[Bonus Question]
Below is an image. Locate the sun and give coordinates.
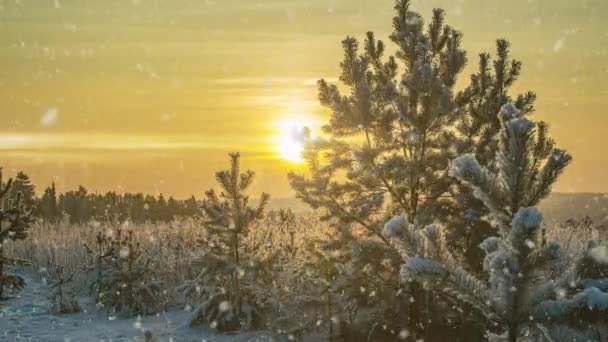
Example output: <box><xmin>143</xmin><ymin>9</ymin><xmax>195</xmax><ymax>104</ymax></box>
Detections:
<box><xmin>276</xmin><ymin>121</ymin><xmax>310</xmax><ymax>163</ymax></box>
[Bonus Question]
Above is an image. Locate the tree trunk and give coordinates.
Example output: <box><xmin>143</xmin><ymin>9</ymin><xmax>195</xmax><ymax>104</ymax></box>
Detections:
<box><xmin>0</xmin><ymin>244</ymin><xmax>4</xmax><ymax>299</ymax></box>
<box><xmin>233</xmin><ymin>232</ymin><xmax>241</xmax><ymax>316</ymax></box>
<box><xmin>508</xmin><ymin>323</ymin><xmax>518</xmax><ymax>342</ymax></box>
<box><xmin>406</xmin><ymin>282</ymin><xmax>419</xmax><ymax>342</ymax></box>
<box><xmin>327</xmin><ymin>284</ymin><xmax>333</xmax><ymax>342</ymax></box>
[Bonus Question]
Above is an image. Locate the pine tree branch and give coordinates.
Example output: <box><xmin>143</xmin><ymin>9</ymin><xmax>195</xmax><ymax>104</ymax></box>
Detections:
<box><xmin>328</xmin><ymin>195</ymin><xmax>390</xmax><ymax>246</ymax></box>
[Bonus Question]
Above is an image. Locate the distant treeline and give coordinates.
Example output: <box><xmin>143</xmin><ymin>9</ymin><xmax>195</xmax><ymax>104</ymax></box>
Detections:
<box><xmin>539</xmin><ymin>192</ymin><xmax>608</xmax><ymax>224</ymax></box>
<box><xmin>3</xmin><ymin>170</ymin><xmax>199</xmax><ymax>224</ymax></box>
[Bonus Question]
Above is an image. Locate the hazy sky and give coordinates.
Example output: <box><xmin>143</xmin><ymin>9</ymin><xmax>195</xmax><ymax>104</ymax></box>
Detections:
<box><xmin>1</xmin><ymin>0</ymin><xmax>607</xmax><ymax>198</ymax></box>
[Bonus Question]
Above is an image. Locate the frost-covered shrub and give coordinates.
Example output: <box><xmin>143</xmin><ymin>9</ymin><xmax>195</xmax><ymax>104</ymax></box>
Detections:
<box><xmin>85</xmin><ymin>227</ymin><xmax>161</xmax><ymax>316</ymax></box>
<box><xmin>3</xmin><ymin>217</ymin><xmax>204</xmax><ymax>309</ymax></box>
<box><xmin>43</xmin><ymin>248</ymin><xmax>81</xmax><ymax>314</ymax></box>
<box><xmin>243</xmin><ymin>211</ymin><xmax>343</xmax><ymax>340</ymax></box>
<box><xmin>84</xmin><ymin>229</ymin><xmax>116</xmax><ymax>295</ymax></box>
<box><xmin>541</xmin><ymin>216</ymin><xmax>605</xmax><ymax>288</ymax></box>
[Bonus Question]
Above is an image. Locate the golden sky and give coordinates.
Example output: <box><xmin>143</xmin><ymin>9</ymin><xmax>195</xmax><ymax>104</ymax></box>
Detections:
<box><xmin>1</xmin><ymin>0</ymin><xmax>607</xmax><ymax>198</ymax></box>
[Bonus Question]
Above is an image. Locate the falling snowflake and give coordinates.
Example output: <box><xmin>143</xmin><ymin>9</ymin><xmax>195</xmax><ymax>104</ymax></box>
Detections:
<box><xmin>40</xmin><ymin>108</ymin><xmax>58</xmax><ymax>127</ymax></box>
<box><xmin>553</xmin><ymin>37</ymin><xmax>565</xmax><ymax>52</ymax></box>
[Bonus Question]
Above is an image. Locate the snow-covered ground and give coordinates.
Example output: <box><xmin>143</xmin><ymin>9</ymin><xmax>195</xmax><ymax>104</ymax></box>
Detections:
<box><xmin>0</xmin><ymin>267</ymin><xmax>271</xmax><ymax>342</ymax></box>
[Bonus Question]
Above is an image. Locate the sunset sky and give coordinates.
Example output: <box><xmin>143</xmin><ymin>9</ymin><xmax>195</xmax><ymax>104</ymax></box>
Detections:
<box><xmin>1</xmin><ymin>0</ymin><xmax>607</xmax><ymax>198</ymax></box>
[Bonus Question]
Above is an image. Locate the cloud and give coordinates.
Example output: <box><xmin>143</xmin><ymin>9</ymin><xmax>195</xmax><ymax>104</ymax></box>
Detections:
<box><xmin>213</xmin><ymin>76</ymin><xmax>330</xmax><ymax>87</ymax></box>
<box><xmin>0</xmin><ymin>134</ymin><xmax>264</xmax><ymax>152</ymax></box>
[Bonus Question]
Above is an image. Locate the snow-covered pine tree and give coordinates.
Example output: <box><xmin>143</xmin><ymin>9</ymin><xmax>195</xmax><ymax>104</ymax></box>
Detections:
<box><xmin>0</xmin><ymin>169</ymin><xmax>34</xmax><ymax>300</ymax></box>
<box><xmin>101</xmin><ymin>228</ymin><xmax>160</xmax><ymax>316</ymax></box>
<box><xmin>182</xmin><ymin>152</ymin><xmax>271</xmax><ymax>331</ymax></box>
<box><xmin>288</xmin><ymin>0</ymin><xmax>535</xmax><ymax>338</ymax></box>
<box><xmin>450</xmin><ymin>39</ymin><xmax>538</xmax><ymax>273</ymax></box>
<box><xmin>387</xmin><ymin>103</ymin><xmax>608</xmax><ymax>341</ymax></box>
<box><xmin>84</xmin><ymin>229</ymin><xmax>116</xmax><ymax>295</ymax></box>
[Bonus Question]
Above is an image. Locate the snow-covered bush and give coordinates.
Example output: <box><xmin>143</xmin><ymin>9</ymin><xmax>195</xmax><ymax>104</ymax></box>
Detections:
<box><xmin>181</xmin><ymin>153</ymin><xmax>272</xmax><ymax>332</ymax></box>
<box><xmin>390</xmin><ymin>104</ymin><xmax>608</xmax><ymax>341</ymax></box>
<box><xmin>0</xmin><ymin>170</ymin><xmax>34</xmax><ymax>300</ymax></box>
<box><xmin>84</xmin><ymin>229</ymin><xmax>116</xmax><ymax>296</ymax></box>
<box><xmin>243</xmin><ymin>210</ymin><xmax>345</xmax><ymax>340</ymax></box>
<box><xmin>85</xmin><ymin>227</ymin><xmax>161</xmax><ymax>316</ymax></box>
<box><xmin>43</xmin><ymin>247</ymin><xmax>81</xmax><ymax>314</ymax></box>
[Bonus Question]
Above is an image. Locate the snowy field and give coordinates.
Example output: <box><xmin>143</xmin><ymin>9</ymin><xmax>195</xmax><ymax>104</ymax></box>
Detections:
<box><xmin>0</xmin><ymin>267</ymin><xmax>270</xmax><ymax>342</ymax></box>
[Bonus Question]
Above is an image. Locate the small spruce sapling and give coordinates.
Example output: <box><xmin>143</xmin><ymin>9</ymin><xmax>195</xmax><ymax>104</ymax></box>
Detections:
<box><xmin>182</xmin><ymin>152</ymin><xmax>270</xmax><ymax>331</ymax></box>
<box><xmin>85</xmin><ymin>227</ymin><xmax>160</xmax><ymax>316</ymax></box>
<box><xmin>84</xmin><ymin>229</ymin><xmax>116</xmax><ymax>296</ymax></box>
<box><xmin>44</xmin><ymin>247</ymin><xmax>81</xmax><ymax>314</ymax></box>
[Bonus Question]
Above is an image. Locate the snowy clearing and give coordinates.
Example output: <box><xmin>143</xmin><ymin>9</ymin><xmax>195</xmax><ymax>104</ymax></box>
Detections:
<box><xmin>0</xmin><ymin>267</ymin><xmax>271</xmax><ymax>342</ymax></box>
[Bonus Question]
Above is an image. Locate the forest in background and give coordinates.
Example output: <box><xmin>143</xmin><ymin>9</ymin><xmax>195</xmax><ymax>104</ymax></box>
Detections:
<box><xmin>5</xmin><ymin>168</ymin><xmax>607</xmax><ymax>226</ymax></box>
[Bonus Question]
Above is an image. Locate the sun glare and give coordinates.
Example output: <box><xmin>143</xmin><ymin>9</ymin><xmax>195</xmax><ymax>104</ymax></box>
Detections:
<box><xmin>276</xmin><ymin>121</ymin><xmax>311</xmax><ymax>163</ymax></box>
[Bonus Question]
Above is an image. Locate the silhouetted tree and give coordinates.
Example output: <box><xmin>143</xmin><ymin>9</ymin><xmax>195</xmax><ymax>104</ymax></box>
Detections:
<box><xmin>39</xmin><ymin>182</ymin><xmax>59</xmax><ymax>223</ymax></box>
<box><xmin>11</xmin><ymin>171</ymin><xmax>35</xmax><ymax>208</ymax></box>
<box><xmin>39</xmin><ymin>186</ymin><xmax>199</xmax><ymax>224</ymax></box>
